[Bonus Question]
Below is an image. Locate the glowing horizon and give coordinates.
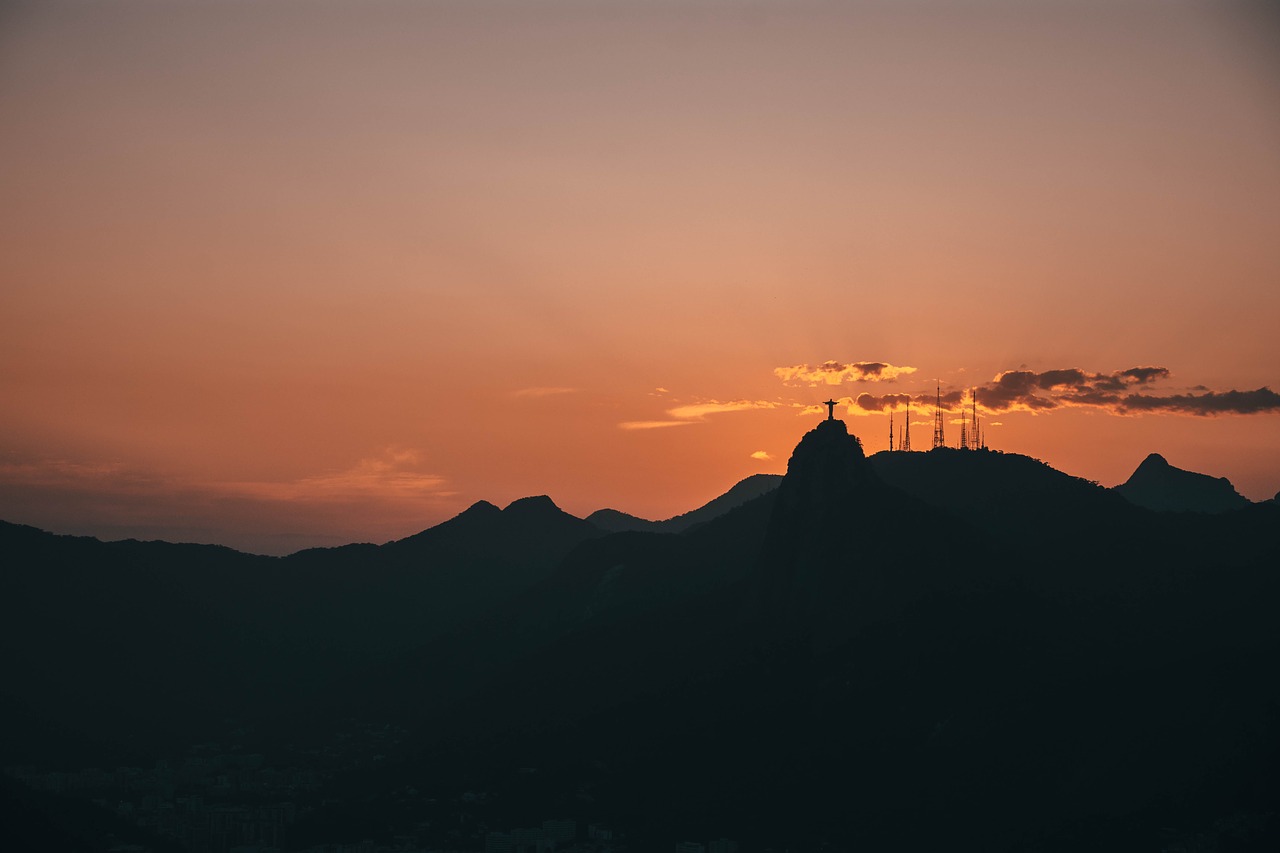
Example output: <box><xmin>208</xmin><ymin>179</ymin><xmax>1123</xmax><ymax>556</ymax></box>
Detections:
<box><xmin>2</xmin><ymin>0</ymin><xmax>1278</xmax><ymax>553</ymax></box>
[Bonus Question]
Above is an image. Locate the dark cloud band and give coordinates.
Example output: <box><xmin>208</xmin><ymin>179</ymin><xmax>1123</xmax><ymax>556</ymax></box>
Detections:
<box><xmin>846</xmin><ymin>367</ymin><xmax>1278</xmax><ymax>417</ymax></box>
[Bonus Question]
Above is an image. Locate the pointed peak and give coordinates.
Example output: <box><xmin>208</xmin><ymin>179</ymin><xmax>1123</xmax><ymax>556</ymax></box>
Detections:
<box><xmin>769</xmin><ymin>419</ymin><xmax>876</xmax><ymax>522</ymax></box>
<box><xmin>1116</xmin><ymin>452</ymin><xmax>1249</xmax><ymax>513</ymax></box>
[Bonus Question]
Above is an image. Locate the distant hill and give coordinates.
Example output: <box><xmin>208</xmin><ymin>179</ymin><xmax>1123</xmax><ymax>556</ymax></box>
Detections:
<box><xmin>586</xmin><ymin>473</ymin><xmax>783</xmax><ymax>533</ymax></box>
<box><xmin>659</xmin><ymin>472</ymin><xmax>782</xmax><ymax>532</ymax></box>
<box><xmin>0</xmin><ymin>495</ymin><xmax>604</xmax><ymax>763</ymax></box>
<box><xmin>868</xmin><ymin>446</ymin><xmax>1141</xmax><ymax>533</ymax></box>
<box><xmin>583</xmin><ymin>506</ymin><xmax>657</xmax><ymax>532</ymax></box>
<box><xmin>1114</xmin><ymin>452</ymin><xmax>1251</xmax><ymax>513</ymax></box>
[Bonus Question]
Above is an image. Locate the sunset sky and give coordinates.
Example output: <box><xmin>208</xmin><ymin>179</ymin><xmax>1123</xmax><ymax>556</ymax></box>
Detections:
<box><xmin>3</xmin><ymin>0</ymin><xmax>1279</xmax><ymax>554</ymax></box>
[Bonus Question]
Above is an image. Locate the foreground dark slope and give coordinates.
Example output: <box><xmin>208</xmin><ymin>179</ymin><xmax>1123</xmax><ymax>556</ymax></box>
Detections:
<box><xmin>0</xmin><ymin>481</ymin><xmax>767</xmax><ymax>765</ymax></box>
<box><xmin>304</xmin><ymin>422</ymin><xmax>1280</xmax><ymax>851</ymax></box>
<box><xmin>0</xmin><ymin>496</ymin><xmax>604</xmax><ymax>764</ymax></box>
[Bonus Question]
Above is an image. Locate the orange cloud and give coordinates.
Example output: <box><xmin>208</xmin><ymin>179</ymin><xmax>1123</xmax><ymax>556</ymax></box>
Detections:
<box><xmin>774</xmin><ymin>361</ymin><xmax>917</xmax><ymax>385</ymax></box>
<box><xmin>0</xmin><ymin>458</ymin><xmax>133</xmax><ymax>488</ymax></box>
<box><xmin>666</xmin><ymin>400</ymin><xmax>779</xmax><ymax>420</ymax></box>
<box><xmin>1</xmin><ymin>449</ymin><xmax>455</xmax><ymax>505</ymax></box>
<box><xmin>618</xmin><ymin>420</ymin><xmax>696</xmax><ymax>430</ymax></box>
<box><xmin>620</xmin><ymin>399</ymin><xmax>780</xmax><ymax>430</ymax></box>
<box><xmin>225</xmin><ymin>449</ymin><xmax>453</xmax><ymax>502</ymax></box>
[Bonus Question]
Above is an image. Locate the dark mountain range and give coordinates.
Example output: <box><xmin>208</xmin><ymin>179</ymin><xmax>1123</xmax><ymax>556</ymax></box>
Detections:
<box><xmin>0</xmin><ymin>494</ymin><xmax>601</xmax><ymax>767</ymax></box>
<box><xmin>0</xmin><ymin>479</ymin><xmax>782</xmax><ymax>766</ymax></box>
<box><xmin>2</xmin><ymin>422</ymin><xmax>1279</xmax><ymax>852</ymax></box>
<box><xmin>1114</xmin><ymin>451</ymin><xmax>1252</xmax><ymax>513</ymax></box>
<box><xmin>288</xmin><ymin>425</ymin><xmax>1278</xmax><ymax>850</ymax></box>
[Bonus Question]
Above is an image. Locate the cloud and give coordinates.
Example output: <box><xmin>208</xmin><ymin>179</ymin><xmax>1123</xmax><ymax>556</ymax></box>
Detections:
<box><xmin>851</xmin><ymin>392</ymin><xmax>917</xmax><ymax>413</ymax></box>
<box><xmin>0</xmin><ymin>458</ymin><xmax>135</xmax><ymax>489</ymax></box>
<box><xmin>226</xmin><ymin>449</ymin><xmax>453</xmax><ymax>502</ymax></box>
<box><xmin>972</xmin><ymin>367</ymin><xmax>1279</xmax><ymax>417</ymax></box>
<box><xmin>848</xmin><ymin>389</ymin><xmax>962</xmax><ymax>415</ymax></box>
<box><xmin>622</xmin><ymin>365</ymin><xmax>1275</xmax><ymax>433</ymax></box>
<box><xmin>1113</xmin><ymin>388</ymin><xmax>1280</xmax><ymax>416</ymax></box>
<box><xmin>0</xmin><ymin>449</ymin><xmax>455</xmax><ymax>505</ymax></box>
<box><xmin>511</xmin><ymin>386</ymin><xmax>576</xmax><ymax>398</ymax></box>
<box><xmin>618</xmin><ymin>420</ymin><xmax>696</xmax><ymax>430</ymax></box>
<box><xmin>666</xmin><ymin>400</ymin><xmax>779</xmax><ymax>420</ymax></box>
<box><xmin>750</xmin><ymin>450</ymin><xmax>773</xmax><ymax>461</ymax></box>
<box><xmin>774</xmin><ymin>361</ymin><xmax>917</xmax><ymax>385</ymax></box>
<box><xmin>621</xmin><ymin>399</ymin><xmax>779</xmax><ymax>430</ymax></box>
<box><xmin>835</xmin><ymin>366</ymin><xmax>1278</xmax><ymax>419</ymax></box>
<box><xmin>1118</xmin><ymin>366</ymin><xmax>1171</xmax><ymax>385</ymax></box>
<box><xmin>0</xmin><ymin>449</ymin><xmax>460</xmax><ymax>555</ymax></box>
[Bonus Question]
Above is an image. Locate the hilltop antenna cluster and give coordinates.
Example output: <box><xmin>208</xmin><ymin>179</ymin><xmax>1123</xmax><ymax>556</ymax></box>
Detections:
<box><xmin>955</xmin><ymin>387</ymin><xmax>986</xmax><ymax>451</ymax></box>
<box><xmin>890</xmin><ymin>381</ymin><xmax>987</xmax><ymax>452</ymax></box>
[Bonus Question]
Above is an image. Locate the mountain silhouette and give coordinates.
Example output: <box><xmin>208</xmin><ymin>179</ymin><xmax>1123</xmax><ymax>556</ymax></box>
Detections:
<box><xmin>1114</xmin><ymin>452</ymin><xmax>1251</xmax><ymax>513</ymax></box>
<box><xmin>342</xmin><ymin>420</ymin><xmax>1278</xmax><ymax>851</ymax></box>
<box><xmin>869</xmin><ymin>444</ymin><xmax>1139</xmax><ymax>531</ymax></box>
<box><xmin>3</xmin><ymin>422</ymin><xmax>1280</xmax><ymax>852</ymax></box>
<box><xmin>586</xmin><ymin>472</ymin><xmax>783</xmax><ymax>533</ymax></box>
<box><xmin>384</xmin><ymin>494</ymin><xmax>601</xmax><ymax>567</ymax></box>
<box><xmin>582</xmin><ymin>506</ymin><xmax>655</xmax><ymax>532</ymax></box>
<box><xmin>753</xmin><ymin>419</ymin><xmax>978</xmax><ymax>644</ymax></box>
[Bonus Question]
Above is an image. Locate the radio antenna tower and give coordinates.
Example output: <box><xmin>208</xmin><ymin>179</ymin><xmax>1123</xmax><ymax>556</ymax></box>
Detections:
<box><xmin>972</xmin><ymin>390</ymin><xmax>980</xmax><ymax>450</ymax></box>
<box><xmin>932</xmin><ymin>382</ymin><xmax>945</xmax><ymax>449</ymax></box>
<box><xmin>959</xmin><ymin>388</ymin><xmax>969</xmax><ymax>451</ymax></box>
<box><xmin>902</xmin><ymin>400</ymin><xmax>912</xmax><ymax>451</ymax></box>
<box><xmin>889</xmin><ymin>410</ymin><xmax>894</xmax><ymax>451</ymax></box>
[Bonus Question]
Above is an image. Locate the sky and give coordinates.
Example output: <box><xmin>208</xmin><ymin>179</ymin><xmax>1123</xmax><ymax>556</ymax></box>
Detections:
<box><xmin>2</xmin><ymin>0</ymin><xmax>1279</xmax><ymax>554</ymax></box>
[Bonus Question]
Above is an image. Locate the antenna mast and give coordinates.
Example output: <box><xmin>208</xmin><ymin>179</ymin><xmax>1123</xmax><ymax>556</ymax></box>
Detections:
<box><xmin>889</xmin><ymin>410</ymin><xmax>894</xmax><ymax>451</ymax></box>
<box><xmin>972</xmin><ymin>390</ymin><xmax>980</xmax><ymax>450</ymax></box>
<box><xmin>932</xmin><ymin>382</ymin><xmax>945</xmax><ymax>449</ymax></box>
<box><xmin>903</xmin><ymin>399</ymin><xmax>912</xmax><ymax>451</ymax></box>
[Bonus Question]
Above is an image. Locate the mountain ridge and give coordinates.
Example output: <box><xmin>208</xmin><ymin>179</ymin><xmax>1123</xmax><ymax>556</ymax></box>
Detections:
<box><xmin>3</xmin><ymin>423</ymin><xmax>1279</xmax><ymax>851</ymax></box>
<box><xmin>1114</xmin><ymin>451</ymin><xmax>1251</xmax><ymax>513</ymax></box>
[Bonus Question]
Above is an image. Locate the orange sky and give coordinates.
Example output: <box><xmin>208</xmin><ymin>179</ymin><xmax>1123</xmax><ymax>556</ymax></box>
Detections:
<box><xmin>2</xmin><ymin>0</ymin><xmax>1279</xmax><ymax>554</ymax></box>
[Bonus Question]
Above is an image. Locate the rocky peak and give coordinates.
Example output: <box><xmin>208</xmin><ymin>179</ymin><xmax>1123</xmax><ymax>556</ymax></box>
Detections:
<box><xmin>771</xmin><ymin>418</ymin><xmax>876</xmax><ymax>523</ymax></box>
<box><xmin>1115</xmin><ymin>453</ymin><xmax>1249</xmax><ymax>514</ymax></box>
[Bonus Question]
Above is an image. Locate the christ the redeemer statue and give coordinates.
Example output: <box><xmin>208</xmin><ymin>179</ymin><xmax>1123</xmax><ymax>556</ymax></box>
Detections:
<box><xmin>824</xmin><ymin>399</ymin><xmax>838</xmax><ymax>420</ymax></box>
